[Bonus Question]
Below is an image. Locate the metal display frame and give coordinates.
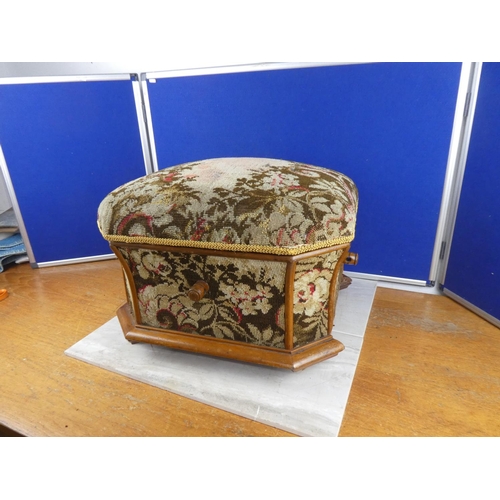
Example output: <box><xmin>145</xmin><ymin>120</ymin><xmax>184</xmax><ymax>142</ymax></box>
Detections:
<box><xmin>0</xmin><ymin>144</ymin><xmax>36</xmax><ymax>263</ymax></box>
<box><xmin>436</xmin><ymin>63</ymin><xmax>483</xmax><ymax>286</ymax></box>
<box><xmin>437</xmin><ymin>63</ymin><xmax>500</xmax><ymax>328</ymax></box>
<box><xmin>131</xmin><ymin>74</ymin><xmax>155</xmax><ymax>175</ymax></box>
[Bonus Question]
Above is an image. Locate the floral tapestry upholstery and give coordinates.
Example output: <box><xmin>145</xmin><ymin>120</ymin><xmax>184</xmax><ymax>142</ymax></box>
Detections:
<box><xmin>293</xmin><ymin>249</ymin><xmax>344</xmax><ymax>348</ymax></box>
<box><xmin>98</xmin><ymin>157</ymin><xmax>358</xmax><ymax>256</ymax></box>
<box><xmin>118</xmin><ymin>247</ymin><xmax>287</xmax><ymax>348</ymax></box>
<box><xmin>117</xmin><ymin>246</ymin><xmax>345</xmax><ymax>349</ymax></box>
<box><xmin>99</xmin><ymin>157</ymin><xmax>358</xmax><ymax>354</ymax></box>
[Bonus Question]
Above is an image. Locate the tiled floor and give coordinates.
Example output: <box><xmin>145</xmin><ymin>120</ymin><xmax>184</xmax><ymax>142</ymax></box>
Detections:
<box><xmin>65</xmin><ymin>278</ymin><xmax>377</xmax><ymax>437</ymax></box>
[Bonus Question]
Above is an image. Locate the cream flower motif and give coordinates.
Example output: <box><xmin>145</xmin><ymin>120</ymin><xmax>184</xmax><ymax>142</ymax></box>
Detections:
<box><xmin>220</xmin><ymin>282</ymin><xmax>274</xmax><ymax>316</ymax></box>
<box><xmin>252</xmin><ymin>284</ymin><xmax>273</xmax><ymax>314</ymax></box>
<box><xmin>138</xmin><ymin>283</ymin><xmax>197</xmax><ymax>331</ymax></box>
<box><xmin>261</xmin><ymin>172</ymin><xmax>300</xmax><ymax>192</ymax></box>
<box><xmin>137</xmin><ymin>252</ymin><xmax>169</xmax><ymax>280</ymax></box>
<box><xmin>294</xmin><ymin>269</ymin><xmax>331</xmax><ymax>316</ymax></box>
<box><xmin>254</xmin><ymin>297</ymin><xmax>272</xmax><ymax>314</ymax></box>
<box><xmin>239</xmin><ymin>299</ymin><xmax>257</xmax><ymax>316</ymax></box>
<box><xmin>295</xmin><ymin>167</ymin><xmax>321</xmax><ymax>179</ymax></box>
<box><xmin>185</xmin><ymin>162</ymin><xmax>225</xmax><ymax>184</ymax></box>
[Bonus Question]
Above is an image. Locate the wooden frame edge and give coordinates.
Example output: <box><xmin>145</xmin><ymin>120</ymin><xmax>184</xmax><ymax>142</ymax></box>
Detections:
<box><xmin>116</xmin><ymin>303</ymin><xmax>344</xmax><ymax>371</ymax></box>
<box><xmin>328</xmin><ymin>246</ymin><xmax>351</xmax><ymax>332</ymax></box>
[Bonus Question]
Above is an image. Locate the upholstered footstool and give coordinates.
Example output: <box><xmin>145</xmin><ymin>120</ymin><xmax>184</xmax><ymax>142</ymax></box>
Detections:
<box><xmin>97</xmin><ymin>158</ymin><xmax>358</xmax><ymax>371</ymax></box>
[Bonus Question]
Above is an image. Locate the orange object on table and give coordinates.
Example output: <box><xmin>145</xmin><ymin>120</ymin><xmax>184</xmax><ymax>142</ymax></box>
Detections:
<box><xmin>0</xmin><ymin>289</ymin><xmax>8</xmax><ymax>301</ymax></box>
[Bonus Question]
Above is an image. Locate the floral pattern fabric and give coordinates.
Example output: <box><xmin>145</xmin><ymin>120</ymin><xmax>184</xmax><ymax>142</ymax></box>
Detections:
<box><xmin>117</xmin><ymin>246</ymin><xmax>345</xmax><ymax>349</ymax></box>
<box><xmin>101</xmin><ymin>157</ymin><xmax>358</xmax><ymax>351</ymax></box>
<box><xmin>98</xmin><ymin>158</ymin><xmax>358</xmax><ymax>255</ymax></box>
<box><xmin>118</xmin><ymin>247</ymin><xmax>288</xmax><ymax>348</ymax></box>
<box><xmin>293</xmin><ymin>250</ymin><xmax>344</xmax><ymax>347</ymax></box>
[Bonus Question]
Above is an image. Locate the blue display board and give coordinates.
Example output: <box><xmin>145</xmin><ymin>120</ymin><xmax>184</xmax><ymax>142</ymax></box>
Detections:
<box><xmin>146</xmin><ymin>63</ymin><xmax>461</xmax><ymax>281</ymax></box>
<box><xmin>443</xmin><ymin>63</ymin><xmax>500</xmax><ymax>321</ymax></box>
<box><xmin>0</xmin><ymin>79</ymin><xmax>146</xmax><ymax>264</ymax></box>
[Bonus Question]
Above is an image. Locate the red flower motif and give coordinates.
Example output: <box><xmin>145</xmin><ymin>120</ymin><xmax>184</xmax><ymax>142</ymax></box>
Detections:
<box><xmin>117</xmin><ymin>212</ymin><xmax>153</xmax><ymax>235</ymax></box>
<box><xmin>191</xmin><ymin>217</ymin><xmax>207</xmax><ymax>241</ymax></box>
<box><xmin>163</xmin><ymin>172</ymin><xmax>176</xmax><ymax>182</ymax></box>
<box><xmin>233</xmin><ymin>307</ymin><xmax>243</xmax><ymax>324</ymax></box>
<box><xmin>276</xmin><ymin>227</ymin><xmax>285</xmax><ymax>245</ymax></box>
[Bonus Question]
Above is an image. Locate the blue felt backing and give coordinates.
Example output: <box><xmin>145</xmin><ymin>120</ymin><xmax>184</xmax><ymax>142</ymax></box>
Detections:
<box><xmin>0</xmin><ymin>79</ymin><xmax>146</xmax><ymax>264</ymax></box>
<box><xmin>443</xmin><ymin>63</ymin><xmax>500</xmax><ymax>321</ymax></box>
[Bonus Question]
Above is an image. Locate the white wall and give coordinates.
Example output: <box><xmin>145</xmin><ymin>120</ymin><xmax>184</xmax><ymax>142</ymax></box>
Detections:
<box><xmin>0</xmin><ymin>61</ymin><xmax>252</xmax><ymax>79</ymax></box>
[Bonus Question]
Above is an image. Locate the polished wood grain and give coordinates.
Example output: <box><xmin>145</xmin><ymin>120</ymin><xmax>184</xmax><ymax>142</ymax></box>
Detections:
<box><xmin>327</xmin><ymin>248</ymin><xmax>349</xmax><ymax>333</ymax></box>
<box><xmin>284</xmin><ymin>259</ymin><xmax>297</xmax><ymax>351</ymax></box>
<box><xmin>1</xmin><ymin>260</ymin><xmax>499</xmax><ymax>436</ymax></box>
<box><xmin>187</xmin><ymin>280</ymin><xmax>209</xmax><ymax>301</ymax></box>
<box><xmin>340</xmin><ymin>288</ymin><xmax>500</xmax><ymax>437</ymax></box>
<box><xmin>0</xmin><ymin>260</ymin><xmax>293</xmax><ymax>437</ymax></box>
<box><xmin>118</xmin><ymin>302</ymin><xmax>344</xmax><ymax>372</ymax></box>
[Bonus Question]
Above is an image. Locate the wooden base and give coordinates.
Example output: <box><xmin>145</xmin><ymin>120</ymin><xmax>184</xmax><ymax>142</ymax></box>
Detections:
<box><xmin>116</xmin><ymin>303</ymin><xmax>344</xmax><ymax>372</ymax></box>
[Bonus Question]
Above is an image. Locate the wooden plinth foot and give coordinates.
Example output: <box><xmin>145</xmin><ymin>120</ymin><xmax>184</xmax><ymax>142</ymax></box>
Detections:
<box><xmin>116</xmin><ymin>303</ymin><xmax>344</xmax><ymax>371</ymax></box>
<box><xmin>340</xmin><ymin>274</ymin><xmax>352</xmax><ymax>290</ymax></box>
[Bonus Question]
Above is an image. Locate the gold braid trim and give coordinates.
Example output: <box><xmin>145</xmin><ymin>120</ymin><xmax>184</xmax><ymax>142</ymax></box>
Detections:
<box><xmin>99</xmin><ymin>230</ymin><xmax>354</xmax><ymax>256</ymax></box>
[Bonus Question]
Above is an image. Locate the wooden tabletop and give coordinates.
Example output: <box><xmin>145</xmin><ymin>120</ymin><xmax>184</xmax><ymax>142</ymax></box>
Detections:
<box><xmin>1</xmin><ymin>259</ymin><xmax>500</xmax><ymax>437</ymax></box>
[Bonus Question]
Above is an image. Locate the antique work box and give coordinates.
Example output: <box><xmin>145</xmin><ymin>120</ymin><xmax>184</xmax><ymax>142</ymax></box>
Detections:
<box><xmin>97</xmin><ymin>158</ymin><xmax>358</xmax><ymax>371</ymax></box>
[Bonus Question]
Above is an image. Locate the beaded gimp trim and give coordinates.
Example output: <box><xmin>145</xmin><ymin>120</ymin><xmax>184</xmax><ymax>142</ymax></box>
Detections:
<box><xmin>98</xmin><ymin>229</ymin><xmax>354</xmax><ymax>256</ymax></box>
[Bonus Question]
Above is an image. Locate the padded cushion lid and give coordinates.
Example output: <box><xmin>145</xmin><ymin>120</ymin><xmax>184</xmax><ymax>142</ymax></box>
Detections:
<box><xmin>98</xmin><ymin>157</ymin><xmax>358</xmax><ymax>256</ymax></box>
